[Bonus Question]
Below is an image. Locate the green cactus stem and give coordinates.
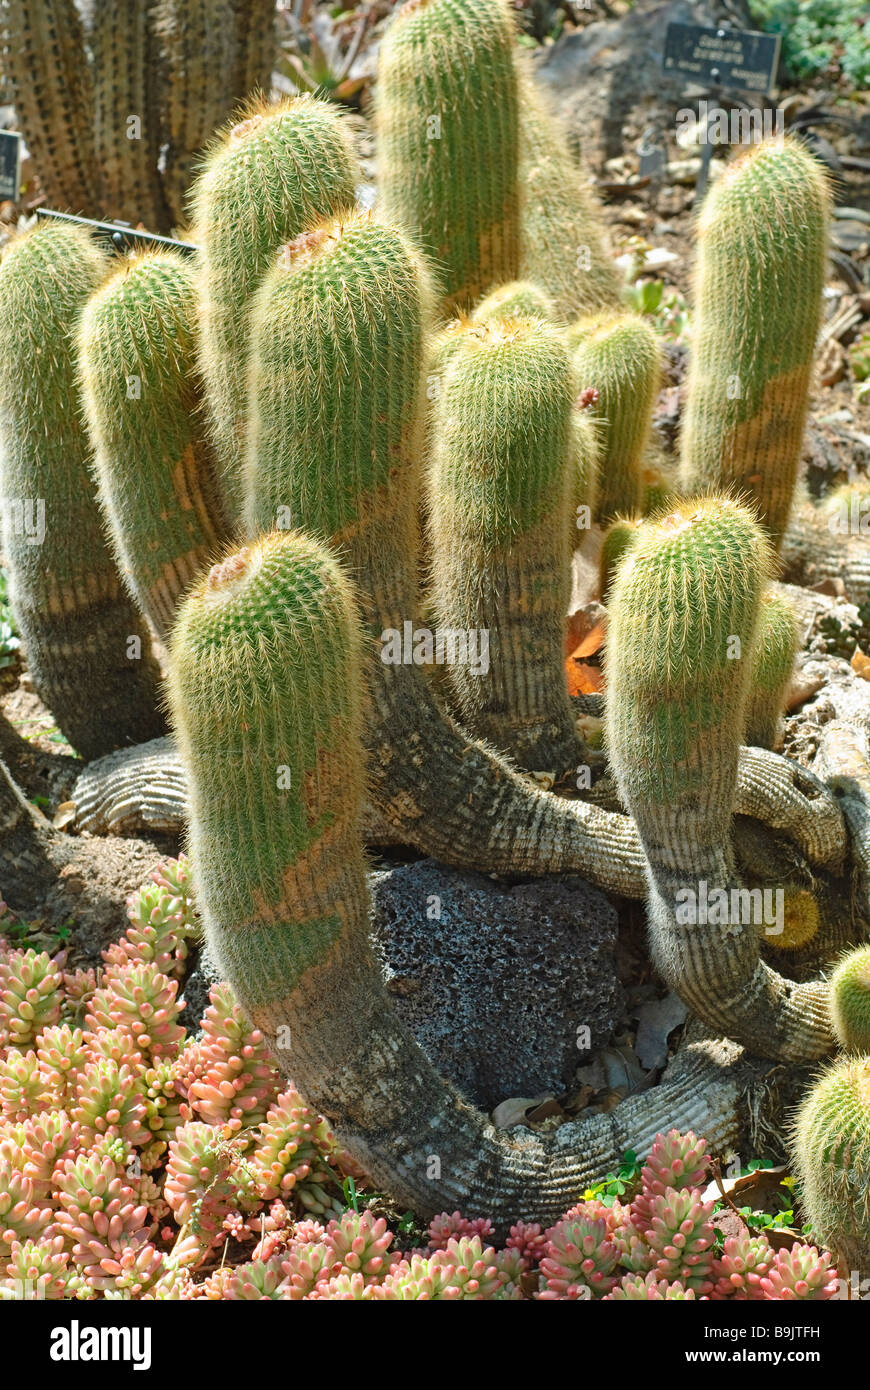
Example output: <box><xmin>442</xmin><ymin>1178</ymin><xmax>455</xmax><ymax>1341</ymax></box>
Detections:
<box><xmin>79</xmin><ymin>250</ymin><xmax>231</xmax><ymax>639</ymax></box>
<box><xmin>598</xmin><ymin>516</ymin><xmax>643</xmax><ymax>603</ymax></box>
<box><xmin>427</xmin><ymin>318</ymin><xmax>578</xmax><ymax>773</ymax></box>
<box><xmin>472</xmin><ymin>280</ymin><xmax>556</xmax><ymax>324</ymax></box>
<box><xmin>517</xmin><ymin>68</ymin><xmax>623</xmax><ymax>321</ymax></box>
<box><xmin>91</xmin><ymin>0</ymin><xmax>170</xmax><ymax>231</ymax></box>
<box><xmin>167</xmin><ymin>528</ymin><xmax>748</xmax><ymax>1227</ymax></box>
<box><xmin>606</xmin><ymin>495</ymin><xmax>835</xmax><ymax>1062</ymax></box>
<box><xmin>375</xmin><ymin>0</ymin><xmax>520</xmax><ymax>313</ymax></box>
<box><xmin>0</xmin><ymin>223</ymin><xmax>164</xmax><ymax>759</ymax></box>
<box><xmin>0</xmin><ymin>0</ymin><xmax>97</xmax><ymax>214</ymax></box>
<box><xmin>569</xmin><ymin>310</ymin><xmax>661</xmax><ymax>524</ymax></box>
<box><xmin>679</xmin><ymin>137</ymin><xmax>831</xmax><ymax>548</ymax></box>
<box><xmin>792</xmin><ymin>1054</ymin><xmax>870</xmax><ymax>1274</ymax></box>
<box><xmin>829</xmin><ymin>945</ymin><xmax>870</xmax><ymax>1054</ymax></box>
<box><xmin>152</xmin><ymin>0</ymin><xmax>238</xmax><ymax>228</ymax></box>
<box><xmin>571</xmin><ymin>394</ymin><xmax>600</xmax><ymax>547</ymax></box>
<box><xmin>745</xmin><ymin>588</ymin><xmax>798</xmax><ymax>751</ymax></box>
<box><xmin>189</xmin><ymin>94</ymin><xmax>359</xmax><ymax>524</ymax></box>
<box><xmin>238</xmin><ymin>210</ymin><xmax>843</xmax><ymax>891</ymax></box>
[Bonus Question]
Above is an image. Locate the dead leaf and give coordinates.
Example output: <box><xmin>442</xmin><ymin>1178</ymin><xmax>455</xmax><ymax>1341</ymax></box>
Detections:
<box><xmin>571</xmin><ymin>621</ymin><xmax>606</xmax><ymax>660</ymax></box>
<box><xmin>53</xmin><ymin>801</ymin><xmax>77</xmax><ymax>830</ymax></box>
<box><xmin>491</xmin><ymin>1094</ymin><xmax>555</xmax><ymax>1129</ymax></box>
<box><xmin>851</xmin><ymin>648</ymin><xmax>870</xmax><ymax>681</ymax></box>
<box><xmin>784</xmin><ymin>671</ymin><xmax>826</xmax><ymax>712</ymax></box>
<box><xmin>566</xmin><ymin>662</ymin><xmax>606</xmax><ymax>696</ymax></box>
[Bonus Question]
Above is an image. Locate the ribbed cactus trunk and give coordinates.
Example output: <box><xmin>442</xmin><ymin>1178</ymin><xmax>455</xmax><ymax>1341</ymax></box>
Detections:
<box><xmin>569</xmin><ymin>311</ymin><xmax>661</xmax><ymax>524</ymax></box>
<box><xmin>230</xmin><ymin>0</ymin><xmax>277</xmax><ymax>98</ymax></box>
<box><xmin>0</xmin><ymin>224</ymin><xmax>164</xmax><ymax>760</ymax></box>
<box><xmin>428</xmin><ymin>318</ymin><xmax>579</xmax><ymax>774</ymax></box>
<box><xmin>517</xmin><ymin>68</ymin><xmax>623</xmax><ymax>321</ymax></box>
<box><xmin>189</xmin><ymin>96</ymin><xmax>359</xmax><ymax>524</ymax></box>
<box><xmin>167</xmin><ymin>530</ymin><xmax>746</xmax><ymax>1227</ymax></box>
<box><xmin>0</xmin><ymin>0</ymin><xmax>97</xmax><ymax>213</ymax></box>
<box><xmin>152</xmin><ymin>0</ymin><xmax>238</xmax><ymax>227</ymax></box>
<box><xmin>91</xmin><ymin>0</ymin><xmax>170</xmax><ymax>231</ymax></box>
<box><xmin>375</xmin><ymin>0</ymin><xmax>521</xmax><ymax>313</ymax></box>
<box><xmin>79</xmin><ymin>250</ymin><xmax>231</xmax><ymax>638</ymax></box>
<box><xmin>679</xmin><ymin>137</ymin><xmax>831</xmax><ymax>548</ymax></box>
<box><xmin>606</xmin><ymin>497</ymin><xmax>834</xmax><ymax>1062</ymax></box>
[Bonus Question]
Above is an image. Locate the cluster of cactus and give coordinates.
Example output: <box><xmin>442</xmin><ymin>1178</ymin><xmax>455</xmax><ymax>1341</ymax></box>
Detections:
<box><xmin>0</xmin><ymin>0</ymin><xmax>279</xmax><ymax>228</ymax></box>
<box><xmin>0</xmin><ymin>0</ymin><xmax>865</xmax><ymax>1276</ymax></box>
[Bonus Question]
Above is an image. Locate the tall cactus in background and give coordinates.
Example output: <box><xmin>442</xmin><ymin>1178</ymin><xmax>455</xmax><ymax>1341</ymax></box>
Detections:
<box><xmin>517</xmin><ymin>68</ymin><xmax>623</xmax><ymax>321</ymax></box>
<box><xmin>91</xmin><ymin>0</ymin><xmax>170</xmax><ymax>231</ymax></box>
<box><xmin>152</xmin><ymin>0</ymin><xmax>238</xmax><ymax>227</ymax></box>
<box><xmin>167</xmin><ymin>528</ymin><xmax>745</xmax><ymax>1226</ymax></box>
<box><xmin>679</xmin><ymin>137</ymin><xmax>831</xmax><ymax>548</ymax></box>
<box><xmin>428</xmin><ymin>318</ymin><xmax>578</xmax><ymax>774</ymax></box>
<box><xmin>0</xmin><ymin>223</ymin><xmax>164</xmax><ymax>759</ymax></box>
<box><xmin>0</xmin><ymin>0</ymin><xmax>280</xmax><ymax>232</ymax></box>
<box><xmin>606</xmin><ymin>496</ymin><xmax>834</xmax><ymax>1062</ymax></box>
<box><xmin>0</xmin><ymin>0</ymin><xmax>96</xmax><ymax>213</ymax></box>
<box><xmin>190</xmin><ymin>96</ymin><xmax>359</xmax><ymax>523</ymax></box>
<box><xmin>375</xmin><ymin>0</ymin><xmax>521</xmax><ymax>312</ymax></box>
<box><xmin>569</xmin><ymin>311</ymin><xmax>661</xmax><ymax>524</ymax></box>
<box><xmin>79</xmin><ymin>251</ymin><xmax>231</xmax><ymax>638</ymax></box>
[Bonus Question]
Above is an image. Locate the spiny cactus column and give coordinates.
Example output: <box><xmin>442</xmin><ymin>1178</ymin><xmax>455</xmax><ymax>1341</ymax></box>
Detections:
<box><xmin>606</xmin><ymin>496</ymin><xmax>834</xmax><ymax>1062</ymax></box>
<box><xmin>152</xmin><ymin>0</ymin><xmax>237</xmax><ymax>228</ymax></box>
<box><xmin>0</xmin><ymin>224</ymin><xmax>164</xmax><ymax>760</ymax></box>
<box><xmin>792</xmin><ymin>1055</ymin><xmax>870</xmax><ymax>1274</ymax></box>
<box><xmin>569</xmin><ymin>310</ymin><xmax>661</xmax><ymax>523</ymax></box>
<box><xmin>829</xmin><ymin>945</ymin><xmax>870</xmax><ymax>1054</ymax></box>
<box><xmin>598</xmin><ymin>516</ymin><xmax>642</xmax><ymax>603</ymax></box>
<box><xmin>91</xmin><ymin>0</ymin><xmax>170</xmax><ymax>232</ymax></box>
<box><xmin>168</xmin><ymin>529</ymin><xmax>747</xmax><ymax>1226</ymax></box>
<box><xmin>517</xmin><ymin>68</ymin><xmax>623</xmax><ymax>321</ymax></box>
<box><xmin>189</xmin><ymin>95</ymin><xmax>359</xmax><ymax>523</ymax></box>
<box><xmin>745</xmin><ymin>588</ymin><xmax>798</xmax><ymax>750</ymax></box>
<box><xmin>571</xmin><ymin>395</ymin><xmax>600</xmax><ymax>546</ymax></box>
<box><xmin>472</xmin><ymin>280</ymin><xmax>556</xmax><ymax>324</ymax></box>
<box><xmin>679</xmin><ymin>137</ymin><xmax>831</xmax><ymax>548</ymax></box>
<box><xmin>375</xmin><ymin>0</ymin><xmax>520</xmax><ymax>313</ymax></box>
<box><xmin>428</xmin><ymin>318</ymin><xmax>579</xmax><ymax>773</ymax></box>
<box><xmin>230</xmin><ymin>0</ymin><xmax>278</xmax><ymax>99</ymax></box>
<box><xmin>0</xmin><ymin>0</ymin><xmax>97</xmax><ymax>213</ymax></box>
<box><xmin>79</xmin><ymin>251</ymin><xmax>231</xmax><ymax>639</ymax></box>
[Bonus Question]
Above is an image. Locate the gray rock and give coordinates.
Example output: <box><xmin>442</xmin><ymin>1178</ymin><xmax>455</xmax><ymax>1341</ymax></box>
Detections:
<box><xmin>369</xmin><ymin>859</ymin><xmax>622</xmax><ymax>1111</ymax></box>
<box><xmin>533</xmin><ymin>1</ymin><xmax>745</xmax><ymax>166</ymax></box>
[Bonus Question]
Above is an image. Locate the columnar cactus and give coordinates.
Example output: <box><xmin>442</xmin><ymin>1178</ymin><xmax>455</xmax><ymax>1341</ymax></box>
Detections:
<box><xmin>605</xmin><ymin>496</ymin><xmax>835</xmax><ymax>1061</ymax></box>
<box><xmin>79</xmin><ymin>250</ymin><xmax>231</xmax><ymax>638</ymax></box>
<box><xmin>571</xmin><ymin>400</ymin><xmax>600</xmax><ymax>546</ymax></box>
<box><xmin>569</xmin><ymin>310</ymin><xmax>661</xmax><ymax>523</ymax></box>
<box><xmin>679</xmin><ymin>137</ymin><xmax>831</xmax><ymax>548</ymax></box>
<box><xmin>0</xmin><ymin>0</ymin><xmax>96</xmax><ymax>213</ymax></box>
<box><xmin>0</xmin><ymin>223</ymin><xmax>164</xmax><ymax>759</ymax></box>
<box><xmin>472</xmin><ymin>280</ymin><xmax>556</xmax><ymax>324</ymax></box>
<box><xmin>517</xmin><ymin>68</ymin><xmax>623</xmax><ymax>321</ymax></box>
<box><xmin>152</xmin><ymin>0</ymin><xmax>238</xmax><ymax>226</ymax></box>
<box><xmin>829</xmin><ymin>945</ymin><xmax>870</xmax><ymax>1054</ymax></box>
<box><xmin>598</xmin><ymin>516</ymin><xmax>643</xmax><ymax>602</ymax></box>
<box><xmin>189</xmin><ymin>95</ymin><xmax>359</xmax><ymax>520</ymax></box>
<box><xmin>427</xmin><ymin>318</ymin><xmax>579</xmax><ymax>773</ymax></box>
<box><xmin>166</xmin><ymin>529</ymin><xmax>739</xmax><ymax>1226</ymax></box>
<box><xmin>745</xmin><ymin>589</ymin><xmax>798</xmax><ymax>750</ymax></box>
<box><xmin>91</xmin><ymin>0</ymin><xmax>170</xmax><ymax>231</ymax></box>
<box><xmin>375</xmin><ymin>0</ymin><xmax>520</xmax><ymax>312</ymax></box>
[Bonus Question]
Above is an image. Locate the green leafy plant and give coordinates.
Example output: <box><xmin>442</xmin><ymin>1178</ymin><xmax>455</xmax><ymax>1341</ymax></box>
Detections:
<box><xmin>748</xmin><ymin>0</ymin><xmax>870</xmax><ymax>87</ymax></box>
